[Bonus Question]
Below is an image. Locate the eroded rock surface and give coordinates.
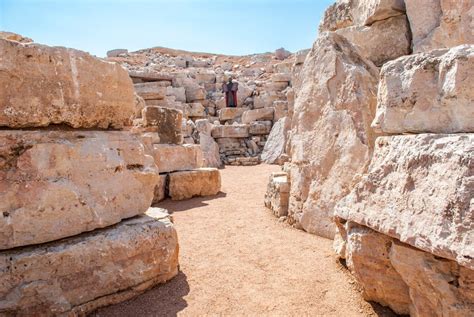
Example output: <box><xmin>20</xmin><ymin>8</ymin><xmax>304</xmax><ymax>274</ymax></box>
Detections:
<box><xmin>169</xmin><ymin>168</ymin><xmax>221</xmax><ymax>200</ymax></box>
<box><xmin>152</xmin><ymin>144</ymin><xmax>203</xmax><ymax>173</ymax></box>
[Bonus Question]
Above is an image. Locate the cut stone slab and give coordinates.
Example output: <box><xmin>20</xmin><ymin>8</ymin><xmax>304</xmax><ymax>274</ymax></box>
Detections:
<box><xmin>335</xmin><ymin>134</ymin><xmax>474</xmax><ymax>269</ymax></box>
<box><xmin>218</xmin><ymin>107</ymin><xmax>246</xmax><ymax>121</ymax></box>
<box><xmin>186</xmin><ymin>102</ymin><xmax>205</xmax><ymax>117</ymax></box>
<box><xmin>261</xmin><ymin>117</ymin><xmax>291</xmax><ymax>164</ymax></box>
<box><xmin>134</xmin><ymin>82</ymin><xmax>167</xmax><ymax>100</ymax></box>
<box><xmin>152</xmin><ymin>144</ymin><xmax>203</xmax><ymax>173</ymax></box>
<box><xmin>264</xmin><ymin>172</ymin><xmax>290</xmax><ymax>217</ymax></box>
<box><xmin>373</xmin><ymin>45</ymin><xmax>474</xmax><ymax>134</ymax></box>
<box><xmin>128</xmin><ymin>70</ymin><xmax>173</xmax><ymax>82</ymax></box>
<box><xmin>0</xmin><ymin>209</ymin><xmax>179</xmax><ymax>316</ymax></box>
<box><xmin>0</xmin><ymin>39</ymin><xmax>135</xmax><ymax>129</ymax></box>
<box><xmin>141</xmin><ymin>106</ymin><xmax>183</xmax><ymax>144</ymax></box>
<box><xmin>288</xmin><ymin>32</ymin><xmax>379</xmax><ymax>239</ymax></box>
<box><xmin>168</xmin><ymin>168</ymin><xmax>221</xmax><ymax>200</ymax></box>
<box><xmin>405</xmin><ymin>0</ymin><xmax>474</xmax><ymax>53</ymax></box>
<box><xmin>211</xmin><ymin>125</ymin><xmax>249</xmax><ymax>138</ymax></box>
<box><xmin>249</xmin><ymin>121</ymin><xmax>272</xmax><ymax>135</ymax></box>
<box><xmin>241</xmin><ymin>108</ymin><xmax>274</xmax><ymax>124</ymax></box>
<box><xmin>0</xmin><ymin>131</ymin><xmax>159</xmax><ymax>250</ymax></box>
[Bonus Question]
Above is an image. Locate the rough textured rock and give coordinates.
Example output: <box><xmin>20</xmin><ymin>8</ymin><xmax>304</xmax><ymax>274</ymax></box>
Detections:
<box><xmin>336</xmin><ymin>15</ymin><xmax>411</xmax><ymax>66</ymax></box>
<box><xmin>264</xmin><ymin>172</ymin><xmax>290</xmax><ymax>217</ymax></box>
<box><xmin>390</xmin><ymin>240</ymin><xmax>474</xmax><ymax>317</ymax></box>
<box><xmin>168</xmin><ymin>168</ymin><xmax>221</xmax><ymax>200</ymax></box>
<box><xmin>0</xmin><ymin>131</ymin><xmax>159</xmax><ymax>250</ymax></box>
<box><xmin>152</xmin><ymin>174</ymin><xmax>167</xmax><ymax>204</ymax></box>
<box><xmin>141</xmin><ymin>106</ymin><xmax>183</xmax><ymax>144</ymax></box>
<box><xmin>219</xmin><ymin>107</ymin><xmax>246</xmax><ymax>121</ymax></box>
<box><xmin>241</xmin><ymin>108</ymin><xmax>274</xmax><ymax>124</ymax></box>
<box><xmin>211</xmin><ymin>125</ymin><xmax>249</xmax><ymax>138</ymax></box>
<box><xmin>335</xmin><ymin>134</ymin><xmax>474</xmax><ymax>269</ymax></box>
<box><xmin>134</xmin><ymin>82</ymin><xmax>167</xmax><ymax>100</ymax></box>
<box><xmin>107</xmin><ymin>49</ymin><xmax>128</xmax><ymax>57</ymax></box>
<box><xmin>406</xmin><ymin>0</ymin><xmax>474</xmax><ymax>53</ymax></box>
<box><xmin>249</xmin><ymin>121</ymin><xmax>272</xmax><ymax>135</ymax></box>
<box><xmin>261</xmin><ymin>117</ymin><xmax>291</xmax><ymax>164</ymax></box>
<box><xmin>0</xmin><ymin>31</ymin><xmax>33</xmax><ymax>43</ymax></box>
<box><xmin>152</xmin><ymin>144</ymin><xmax>203</xmax><ymax>173</ymax></box>
<box><xmin>0</xmin><ymin>209</ymin><xmax>179</xmax><ymax>316</ymax></box>
<box><xmin>345</xmin><ymin>223</ymin><xmax>411</xmax><ymax>315</ymax></box>
<box><xmin>373</xmin><ymin>45</ymin><xmax>474</xmax><ymax>133</ymax></box>
<box><xmin>288</xmin><ymin>32</ymin><xmax>379</xmax><ymax>239</ymax></box>
<box><xmin>0</xmin><ymin>39</ymin><xmax>135</xmax><ymax>129</ymax></box>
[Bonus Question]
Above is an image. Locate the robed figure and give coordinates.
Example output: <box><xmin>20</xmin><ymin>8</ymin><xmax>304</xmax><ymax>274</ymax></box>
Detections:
<box><xmin>222</xmin><ymin>78</ymin><xmax>239</xmax><ymax>107</ymax></box>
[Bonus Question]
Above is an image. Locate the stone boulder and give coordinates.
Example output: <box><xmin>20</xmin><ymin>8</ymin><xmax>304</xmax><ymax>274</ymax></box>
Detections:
<box><xmin>264</xmin><ymin>172</ymin><xmax>290</xmax><ymax>218</ymax></box>
<box><xmin>249</xmin><ymin>121</ymin><xmax>272</xmax><ymax>135</ymax></box>
<box><xmin>0</xmin><ymin>209</ymin><xmax>179</xmax><ymax>316</ymax></box>
<box><xmin>275</xmin><ymin>48</ymin><xmax>291</xmax><ymax>60</ymax></box>
<box><xmin>152</xmin><ymin>144</ymin><xmax>203</xmax><ymax>173</ymax></box>
<box><xmin>0</xmin><ymin>39</ymin><xmax>135</xmax><ymax>129</ymax></box>
<box><xmin>406</xmin><ymin>0</ymin><xmax>474</xmax><ymax>53</ymax></box>
<box><xmin>373</xmin><ymin>45</ymin><xmax>474</xmax><ymax>134</ymax></box>
<box><xmin>168</xmin><ymin>168</ymin><xmax>221</xmax><ymax>200</ymax></box>
<box><xmin>106</xmin><ymin>48</ymin><xmax>128</xmax><ymax>57</ymax></box>
<box><xmin>335</xmin><ymin>134</ymin><xmax>474</xmax><ymax>269</ymax></box>
<box><xmin>218</xmin><ymin>107</ymin><xmax>246</xmax><ymax>122</ymax></box>
<box><xmin>196</xmin><ymin>119</ymin><xmax>222</xmax><ymax>168</ymax></box>
<box><xmin>241</xmin><ymin>108</ymin><xmax>274</xmax><ymax>124</ymax></box>
<box><xmin>134</xmin><ymin>82</ymin><xmax>167</xmax><ymax>100</ymax></box>
<box><xmin>288</xmin><ymin>32</ymin><xmax>379</xmax><ymax>238</ymax></box>
<box><xmin>261</xmin><ymin>117</ymin><xmax>291</xmax><ymax>164</ymax></box>
<box><xmin>141</xmin><ymin>106</ymin><xmax>183</xmax><ymax>144</ymax></box>
<box><xmin>211</xmin><ymin>125</ymin><xmax>249</xmax><ymax>138</ymax></box>
<box><xmin>0</xmin><ymin>131</ymin><xmax>159</xmax><ymax>250</ymax></box>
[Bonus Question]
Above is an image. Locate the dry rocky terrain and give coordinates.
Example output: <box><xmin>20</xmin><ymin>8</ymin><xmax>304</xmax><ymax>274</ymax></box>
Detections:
<box><xmin>0</xmin><ymin>0</ymin><xmax>473</xmax><ymax>316</ymax></box>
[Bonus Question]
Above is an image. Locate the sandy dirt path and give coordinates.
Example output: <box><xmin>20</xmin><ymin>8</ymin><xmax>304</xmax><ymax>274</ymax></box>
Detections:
<box><xmin>94</xmin><ymin>164</ymin><xmax>394</xmax><ymax>316</ymax></box>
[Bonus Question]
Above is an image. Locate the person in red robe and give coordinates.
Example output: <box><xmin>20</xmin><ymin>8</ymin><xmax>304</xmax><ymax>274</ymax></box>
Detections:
<box><xmin>222</xmin><ymin>78</ymin><xmax>238</xmax><ymax>107</ymax></box>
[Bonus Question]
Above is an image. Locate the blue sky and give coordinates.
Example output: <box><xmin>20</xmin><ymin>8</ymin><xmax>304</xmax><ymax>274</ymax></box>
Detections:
<box><xmin>0</xmin><ymin>0</ymin><xmax>333</xmax><ymax>57</ymax></box>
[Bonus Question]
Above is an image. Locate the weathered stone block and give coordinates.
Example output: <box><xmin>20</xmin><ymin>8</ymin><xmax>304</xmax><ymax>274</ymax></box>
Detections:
<box><xmin>152</xmin><ymin>144</ymin><xmax>203</xmax><ymax>173</ymax></box>
<box><xmin>218</xmin><ymin>107</ymin><xmax>246</xmax><ymax>121</ymax></box>
<box><xmin>168</xmin><ymin>168</ymin><xmax>221</xmax><ymax>200</ymax></box>
<box><xmin>211</xmin><ymin>125</ymin><xmax>249</xmax><ymax>138</ymax></box>
<box><xmin>134</xmin><ymin>82</ymin><xmax>167</xmax><ymax>100</ymax></box>
<box><xmin>0</xmin><ymin>209</ymin><xmax>179</xmax><ymax>316</ymax></box>
<box><xmin>241</xmin><ymin>108</ymin><xmax>274</xmax><ymax>124</ymax></box>
<box><xmin>141</xmin><ymin>106</ymin><xmax>183</xmax><ymax>144</ymax></box>
<box><xmin>0</xmin><ymin>39</ymin><xmax>135</xmax><ymax>129</ymax></box>
<box><xmin>264</xmin><ymin>172</ymin><xmax>290</xmax><ymax>217</ymax></box>
<box><xmin>152</xmin><ymin>174</ymin><xmax>167</xmax><ymax>204</ymax></box>
<box><xmin>335</xmin><ymin>134</ymin><xmax>474</xmax><ymax>269</ymax></box>
<box><xmin>373</xmin><ymin>45</ymin><xmax>474</xmax><ymax>133</ymax></box>
<box><xmin>0</xmin><ymin>131</ymin><xmax>159</xmax><ymax>250</ymax></box>
<box><xmin>261</xmin><ymin>117</ymin><xmax>291</xmax><ymax>164</ymax></box>
<box><xmin>249</xmin><ymin>121</ymin><xmax>272</xmax><ymax>135</ymax></box>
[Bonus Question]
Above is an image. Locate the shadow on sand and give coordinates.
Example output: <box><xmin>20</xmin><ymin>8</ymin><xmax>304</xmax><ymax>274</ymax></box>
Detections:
<box><xmin>156</xmin><ymin>192</ymin><xmax>227</xmax><ymax>213</ymax></box>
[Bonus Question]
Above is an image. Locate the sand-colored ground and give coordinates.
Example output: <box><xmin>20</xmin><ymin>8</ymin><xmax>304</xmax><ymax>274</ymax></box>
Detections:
<box><xmin>94</xmin><ymin>165</ymin><xmax>395</xmax><ymax>316</ymax></box>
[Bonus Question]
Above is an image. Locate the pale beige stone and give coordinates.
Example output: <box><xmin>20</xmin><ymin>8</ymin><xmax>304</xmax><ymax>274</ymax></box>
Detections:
<box><xmin>218</xmin><ymin>107</ymin><xmax>246</xmax><ymax>121</ymax></box>
<box><xmin>288</xmin><ymin>32</ymin><xmax>378</xmax><ymax>239</ymax></box>
<box><xmin>271</xmin><ymin>73</ymin><xmax>292</xmax><ymax>82</ymax></box>
<box><xmin>211</xmin><ymin>125</ymin><xmax>249</xmax><ymax>138</ymax></box>
<box><xmin>0</xmin><ymin>31</ymin><xmax>33</xmax><ymax>43</ymax></box>
<box><xmin>249</xmin><ymin>121</ymin><xmax>272</xmax><ymax>135</ymax></box>
<box><xmin>373</xmin><ymin>45</ymin><xmax>474</xmax><ymax>133</ymax></box>
<box><xmin>346</xmin><ymin>223</ymin><xmax>411</xmax><ymax>315</ymax></box>
<box><xmin>152</xmin><ymin>144</ymin><xmax>203</xmax><ymax>173</ymax></box>
<box><xmin>134</xmin><ymin>82</ymin><xmax>167</xmax><ymax>100</ymax></box>
<box><xmin>406</xmin><ymin>0</ymin><xmax>474</xmax><ymax>53</ymax></box>
<box><xmin>335</xmin><ymin>134</ymin><xmax>474</xmax><ymax>269</ymax></box>
<box><xmin>168</xmin><ymin>168</ymin><xmax>221</xmax><ymax>200</ymax></box>
<box><xmin>153</xmin><ymin>174</ymin><xmax>167</xmax><ymax>204</ymax></box>
<box><xmin>241</xmin><ymin>108</ymin><xmax>274</xmax><ymax>124</ymax></box>
<box><xmin>261</xmin><ymin>117</ymin><xmax>291</xmax><ymax>164</ymax></box>
<box><xmin>336</xmin><ymin>15</ymin><xmax>411</xmax><ymax>66</ymax></box>
<box><xmin>186</xmin><ymin>102</ymin><xmax>205</xmax><ymax>117</ymax></box>
<box><xmin>141</xmin><ymin>106</ymin><xmax>183</xmax><ymax>144</ymax></box>
<box><xmin>253</xmin><ymin>92</ymin><xmax>279</xmax><ymax>109</ymax></box>
<box><xmin>0</xmin><ymin>39</ymin><xmax>135</xmax><ymax>129</ymax></box>
<box><xmin>0</xmin><ymin>131</ymin><xmax>159</xmax><ymax>250</ymax></box>
<box><xmin>0</xmin><ymin>209</ymin><xmax>179</xmax><ymax>316</ymax></box>
<box><xmin>264</xmin><ymin>172</ymin><xmax>290</xmax><ymax>217</ymax></box>
<box><xmin>128</xmin><ymin>70</ymin><xmax>173</xmax><ymax>82</ymax></box>
<box><xmin>166</xmin><ymin>86</ymin><xmax>186</xmax><ymax>102</ymax></box>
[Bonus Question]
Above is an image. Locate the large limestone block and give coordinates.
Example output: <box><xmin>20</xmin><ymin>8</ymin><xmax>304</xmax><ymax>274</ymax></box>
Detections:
<box><xmin>0</xmin><ymin>131</ymin><xmax>159</xmax><ymax>250</ymax></box>
<box><xmin>211</xmin><ymin>125</ymin><xmax>249</xmax><ymax>138</ymax></box>
<box><xmin>264</xmin><ymin>172</ymin><xmax>290</xmax><ymax>218</ymax></box>
<box><xmin>0</xmin><ymin>209</ymin><xmax>179</xmax><ymax>316</ymax></box>
<box><xmin>166</xmin><ymin>86</ymin><xmax>186</xmax><ymax>103</ymax></box>
<box><xmin>168</xmin><ymin>168</ymin><xmax>221</xmax><ymax>200</ymax></box>
<box><xmin>218</xmin><ymin>107</ymin><xmax>246</xmax><ymax>121</ymax></box>
<box><xmin>335</xmin><ymin>134</ymin><xmax>474</xmax><ymax>269</ymax></box>
<box><xmin>288</xmin><ymin>32</ymin><xmax>379</xmax><ymax>239</ymax></box>
<box><xmin>142</xmin><ymin>106</ymin><xmax>183</xmax><ymax>144</ymax></box>
<box><xmin>152</xmin><ymin>144</ymin><xmax>203</xmax><ymax>173</ymax></box>
<box><xmin>406</xmin><ymin>0</ymin><xmax>474</xmax><ymax>53</ymax></box>
<box><xmin>186</xmin><ymin>102</ymin><xmax>205</xmax><ymax>117</ymax></box>
<box><xmin>336</xmin><ymin>15</ymin><xmax>411</xmax><ymax>66</ymax></box>
<box><xmin>153</xmin><ymin>174</ymin><xmax>167</xmax><ymax>204</ymax></box>
<box><xmin>346</xmin><ymin>224</ymin><xmax>411</xmax><ymax>315</ymax></box>
<box><xmin>373</xmin><ymin>45</ymin><xmax>474</xmax><ymax>133</ymax></box>
<box><xmin>199</xmin><ymin>134</ymin><xmax>223</xmax><ymax>168</ymax></box>
<box><xmin>0</xmin><ymin>39</ymin><xmax>135</xmax><ymax>129</ymax></box>
<box><xmin>261</xmin><ymin>117</ymin><xmax>291</xmax><ymax>164</ymax></box>
<box><xmin>390</xmin><ymin>240</ymin><xmax>474</xmax><ymax>317</ymax></box>
<box><xmin>248</xmin><ymin>121</ymin><xmax>272</xmax><ymax>135</ymax></box>
<box><xmin>134</xmin><ymin>82</ymin><xmax>167</xmax><ymax>100</ymax></box>
<box><xmin>241</xmin><ymin>108</ymin><xmax>274</xmax><ymax>124</ymax></box>
<box><xmin>253</xmin><ymin>92</ymin><xmax>278</xmax><ymax>109</ymax></box>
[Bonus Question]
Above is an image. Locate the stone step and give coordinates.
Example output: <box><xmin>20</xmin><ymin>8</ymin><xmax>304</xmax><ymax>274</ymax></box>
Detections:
<box><xmin>168</xmin><ymin>168</ymin><xmax>221</xmax><ymax>200</ymax></box>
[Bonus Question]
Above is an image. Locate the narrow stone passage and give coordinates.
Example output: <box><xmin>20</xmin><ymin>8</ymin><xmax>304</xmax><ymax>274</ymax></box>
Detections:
<box><xmin>94</xmin><ymin>165</ymin><xmax>392</xmax><ymax>316</ymax></box>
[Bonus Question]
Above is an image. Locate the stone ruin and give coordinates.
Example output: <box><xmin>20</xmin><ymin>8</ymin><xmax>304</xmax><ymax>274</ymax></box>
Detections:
<box><xmin>106</xmin><ymin>45</ymin><xmax>306</xmax><ymax>167</ymax></box>
<box><xmin>265</xmin><ymin>0</ymin><xmax>474</xmax><ymax>315</ymax></box>
<box><xmin>0</xmin><ymin>34</ymin><xmax>221</xmax><ymax>315</ymax></box>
